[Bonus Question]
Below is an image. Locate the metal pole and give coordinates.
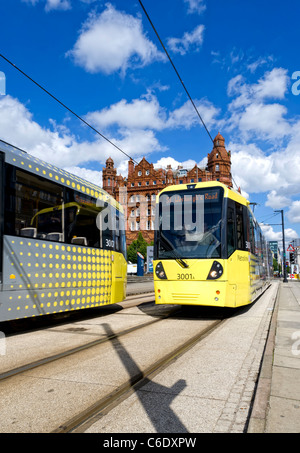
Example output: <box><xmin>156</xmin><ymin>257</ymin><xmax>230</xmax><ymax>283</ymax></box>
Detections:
<box><xmin>275</xmin><ymin>209</ymin><xmax>288</xmax><ymax>282</ymax></box>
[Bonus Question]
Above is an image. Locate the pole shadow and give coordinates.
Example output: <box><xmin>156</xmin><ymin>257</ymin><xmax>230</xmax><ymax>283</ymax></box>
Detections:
<box><xmin>102</xmin><ymin>323</ymin><xmax>188</xmax><ymax>433</ymax></box>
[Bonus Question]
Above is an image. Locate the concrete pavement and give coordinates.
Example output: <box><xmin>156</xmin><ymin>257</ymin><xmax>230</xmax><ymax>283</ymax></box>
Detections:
<box><xmin>248</xmin><ymin>280</ymin><xmax>300</xmax><ymax>433</ymax></box>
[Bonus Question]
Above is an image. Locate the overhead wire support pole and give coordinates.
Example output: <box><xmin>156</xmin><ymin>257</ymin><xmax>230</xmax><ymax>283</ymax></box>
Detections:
<box><xmin>274</xmin><ymin>209</ymin><xmax>288</xmax><ymax>283</ymax></box>
<box><xmin>0</xmin><ymin>52</ymin><xmax>138</xmax><ymax>165</ymax></box>
<box><xmin>138</xmin><ymin>0</ymin><xmax>214</xmax><ymax>144</ymax></box>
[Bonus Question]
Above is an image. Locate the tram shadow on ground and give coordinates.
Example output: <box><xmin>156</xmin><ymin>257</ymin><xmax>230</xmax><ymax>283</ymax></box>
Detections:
<box><xmin>137</xmin><ymin>300</ymin><xmax>255</xmax><ymax>322</ymax></box>
<box><xmin>103</xmin><ymin>322</ymin><xmax>189</xmax><ymax>433</ymax></box>
<box><xmin>176</xmin><ymin>302</ymin><xmax>255</xmax><ymax>320</ymax></box>
<box><xmin>0</xmin><ymin>304</ymin><xmax>124</xmax><ymax>336</ymax></box>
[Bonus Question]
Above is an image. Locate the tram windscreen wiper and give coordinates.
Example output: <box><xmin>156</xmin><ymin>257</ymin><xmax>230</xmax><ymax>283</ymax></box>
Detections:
<box><xmin>159</xmin><ymin>232</ymin><xmax>189</xmax><ymax>268</ymax></box>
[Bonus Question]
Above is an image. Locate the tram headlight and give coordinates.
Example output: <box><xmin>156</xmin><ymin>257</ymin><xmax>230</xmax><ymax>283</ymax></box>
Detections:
<box><xmin>207</xmin><ymin>261</ymin><xmax>223</xmax><ymax>280</ymax></box>
<box><xmin>155</xmin><ymin>261</ymin><xmax>167</xmax><ymax>279</ymax></box>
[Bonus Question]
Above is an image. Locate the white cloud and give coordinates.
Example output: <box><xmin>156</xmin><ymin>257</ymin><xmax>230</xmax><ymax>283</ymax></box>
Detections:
<box><xmin>288</xmin><ymin>201</ymin><xmax>300</xmax><ymax>224</ymax></box>
<box><xmin>167</xmin><ymin>98</ymin><xmax>220</xmax><ymax>130</ymax></box>
<box><xmin>229</xmin><ymin>142</ymin><xmax>280</xmax><ymax>193</ymax></box>
<box><xmin>225</xmin><ymin>68</ymin><xmax>300</xmax><ymax>217</ymax></box>
<box><xmin>238</xmin><ymin>102</ymin><xmax>291</xmax><ymax>139</ymax></box>
<box><xmin>260</xmin><ymin>224</ymin><xmax>298</xmax><ymax>242</ymax></box>
<box><xmin>247</xmin><ymin>56</ymin><xmax>274</xmax><ymax>73</ymax></box>
<box><xmin>228</xmin><ymin>135</ymin><xmax>300</xmax><ymax>220</ymax></box>
<box><xmin>227</xmin><ymin>68</ymin><xmax>291</xmax><ymax>141</ymax></box>
<box><xmin>63</xmin><ymin>166</ymin><xmax>102</xmax><ymax>186</ymax></box>
<box><xmin>45</xmin><ymin>0</ymin><xmax>71</xmax><ymax>11</ymax></box>
<box><xmin>167</xmin><ymin>25</ymin><xmax>205</xmax><ymax>55</ymax></box>
<box><xmin>67</xmin><ymin>3</ymin><xmax>165</xmax><ymax>74</ymax></box>
<box><xmin>254</xmin><ymin>68</ymin><xmax>289</xmax><ymax>100</ymax></box>
<box><xmin>86</xmin><ymin>93</ymin><xmax>220</xmax><ymax>133</ymax></box>
<box><xmin>0</xmin><ymin>95</ymin><xmax>165</xmax><ymax>180</ymax></box>
<box><xmin>184</xmin><ymin>0</ymin><xmax>206</xmax><ymax>14</ymax></box>
<box><xmin>22</xmin><ymin>0</ymin><xmax>71</xmax><ymax>11</ymax></box>
<box><xmin>153</xmin><ymin>156</ymin><xmax>199</xmax><ymax>170</ymax></box>
<box><xmin>227</xmin><ymin>68</ymin><xmax>289</xmax><ymax>107</ymax></box>
<box><xmin>227</xmin><ymin>75</ymin><xmax>245</xmax><ymax>97</ymax></box>
<box><xmin>86</xmin><ymin>94</ymin><xmax>167</xmax><ymax>131</ymax></box>
<box><xmin>265</xmin><ymin>190</ymin><xmax>290</xmax><ymax>209</ymax></box>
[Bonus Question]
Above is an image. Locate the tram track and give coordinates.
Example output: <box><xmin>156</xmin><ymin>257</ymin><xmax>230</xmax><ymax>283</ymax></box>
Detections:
<box><xmin>56</xmin><ymin>318</ymin><xmax>223</xmax><ymax>433</ymax></box>
<box><xmin>0</xmin><ymin>292</ymin><xmax>228</xmax><ymax>433</ymax></box>
<box><xmin>0</xmin><ymin>292</ymin><xmax>158</xmax><ymax>381</ymax></box>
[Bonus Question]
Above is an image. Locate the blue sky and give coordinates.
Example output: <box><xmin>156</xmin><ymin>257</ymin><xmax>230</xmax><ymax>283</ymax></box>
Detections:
<box><xmin>0</xmin><ymin>0</ymin><xmax>300</xmax><ymax>248</ymax></box>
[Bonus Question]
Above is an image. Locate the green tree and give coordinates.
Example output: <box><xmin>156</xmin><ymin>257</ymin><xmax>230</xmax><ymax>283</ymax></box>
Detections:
<box><xmin>127</xmin><ymin>232</ymin><xmax>149</xmax><ymax>263</ymax></box>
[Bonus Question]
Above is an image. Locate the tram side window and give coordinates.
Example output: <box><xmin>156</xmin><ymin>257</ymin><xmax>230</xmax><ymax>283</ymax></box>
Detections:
<box><xmin>116</xmin><ymin>210</ymin><xmax>126</xmax><ymax>258</ymax></box>
<box><xmin>4</xmin><ymin>165</ymin><xmax>63</xmax><ymax>239</ymax></box>
<box><xmin>226</xmin><ymin>200</ymin><xmax>247</xmax><ymax>257</ymax></box>
<box><xmin>236</xmin><ymin>203</ymin><xmax>244</xmax><ymax>250</ymax></box>
<box><xmin>65</xmin><ymin>190</ymin><xmax>101</xmax><ymax>248</ymax></box>
<box><xmin>227</xmin><ymin>202</ymin><xmax>235</xmax><ymax>257</ymax></box>
<box><xmin>248</xmin><ymin>210</ymin><xmax>256</xmax><ymax>254</ymax></box>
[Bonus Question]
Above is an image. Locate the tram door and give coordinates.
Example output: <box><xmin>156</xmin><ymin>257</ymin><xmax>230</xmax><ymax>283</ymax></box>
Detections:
<box><xmin>0</xmin><ymin>152</ymin><xmax>3</xmax><ymax>285</ymax></box>
<box><xmin>227</xmin><ymin>200</ymin><xmax>250</xmax><ymax>306</ymax></box>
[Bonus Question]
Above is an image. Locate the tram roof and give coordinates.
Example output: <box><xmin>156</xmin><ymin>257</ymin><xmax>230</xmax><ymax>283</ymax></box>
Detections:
<box><xmin>157</xmin><ymin>181</ymin><xmax>250</xmax><ymax>206</ymax></box>
<box><xmin>0</xmin><ymin>139</ymin><xmax>123</xmax><ymax>212</ymax></box>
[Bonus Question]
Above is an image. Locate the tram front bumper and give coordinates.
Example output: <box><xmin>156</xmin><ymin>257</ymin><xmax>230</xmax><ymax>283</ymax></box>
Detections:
<box><xmin>154</xmin><ymin>280</ymin><xmax>235</xmax><ymax>307</ymax></box>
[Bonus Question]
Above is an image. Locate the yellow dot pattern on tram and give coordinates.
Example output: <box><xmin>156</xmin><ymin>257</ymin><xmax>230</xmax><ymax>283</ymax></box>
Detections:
<box><xmin>6</xmin><ymin>144</ymin><xmax>122</xmax><ymax>212</ymax></box>
<box><xmin>3</xmin><ymin>235</ymin><xmax>113</xmax><ymax>318</ymax></box>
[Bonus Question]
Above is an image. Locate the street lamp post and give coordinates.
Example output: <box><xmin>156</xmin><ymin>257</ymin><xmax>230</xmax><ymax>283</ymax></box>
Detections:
<box><xmin>275</xmin><ymin>209</ymin><xmax>288</xmax><ymax>283</ymax></box>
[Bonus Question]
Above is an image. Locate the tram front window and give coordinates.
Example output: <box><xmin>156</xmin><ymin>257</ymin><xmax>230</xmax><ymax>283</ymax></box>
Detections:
<box><xmin>157</xmin><ymin>187</ymin><xmax>223</xmax><ymax>259</ymax></box>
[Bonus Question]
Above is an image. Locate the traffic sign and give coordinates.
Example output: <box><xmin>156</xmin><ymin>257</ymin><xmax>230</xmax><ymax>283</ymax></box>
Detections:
<box><xmin>287</xmin><ymin>244</ymin><xmax>295</xmax><ymax>252</ymax></box>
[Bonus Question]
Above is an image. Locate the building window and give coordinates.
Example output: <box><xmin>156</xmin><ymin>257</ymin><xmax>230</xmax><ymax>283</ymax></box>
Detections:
<box><xmin>151</xmin><ymin>193</ymin><xmax>156</xmax><ymax>201</ymax></box>
<box><xmin>138</xmin><ymin>170</ymin><xmax>142</xmax><ymax>176</ymax></box>
<box><xmin>146</xmin><ymin>194</ymin><xmax>150</xmax><ymax>201</ymax></box>
<box><xmin>136</xmin><ymin>221</ymin><xmax>140</xmax><ymax>230</ymax></box>
<box><xmin>146</xmin><ymin>181</ymin><xmax>149</xmax><ymax>186</ymax></box>
<box><xmin>130</xmin><ymin>221</ymin><xmax>135</xmax><ymax>231</ymax></box>
<box><xmin>136</xmin><ymin>195</ymin><xmax>140</xmax><ymax>202</ymax></box>
<box><xmin>216</xmin><ymin>164</ymin><xmax>220</xmax><ymax>172</ymax></box>
<box><xmin>131</xmin><ymin>209</ymin><xmax>135</xmax><ymax>217</ymax></box>
<box><xmin>153</xmin><ymin>181</ymin><xmax>156</xmax><ymax>185</ymax></box>
<box><xmin>190</xmin><ymin>178</ymin><xmax>194</xmax><ymax>183</ymax></box>
<box><xmin>130</xmin><ymin>195</ymin><xmax>135</xmax><ymax>202</ymax></box>
<box><xmin>107</xmin><ymin>177</ymin><xmax>110</xmax><ymax>186</ymax></box>
<box><xmin>131</xmin><ymin>182</ymin><xmax>134</xmax><ymax>187</ymax></box>
<box><xmin>146</xmin><ymin>170</ymin><xmax>150</xmax><ymax>175</ymax></box>
<box><xmin>138</xmin><ymin>182</ymin><xmax>141</xmax><ymax>186</ymax></box>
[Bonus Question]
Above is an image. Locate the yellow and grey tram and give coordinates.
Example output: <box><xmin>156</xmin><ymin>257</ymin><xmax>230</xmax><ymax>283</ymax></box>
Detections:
<box><xmin>0</xmin><ymin>139</ymin><xmax>127</xmax><ymax>322</ymax></box>
<box><xmin>153</xmin><ymin>181</ymin><xmax>271</xmax><ymax>308</ymax></box>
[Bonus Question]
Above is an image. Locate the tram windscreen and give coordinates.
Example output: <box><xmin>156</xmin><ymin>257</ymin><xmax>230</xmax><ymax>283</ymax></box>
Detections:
<box><xmin>157</xmin><ymin>187</ymin><xmax>223</xmax><ymax>259</ymax></box>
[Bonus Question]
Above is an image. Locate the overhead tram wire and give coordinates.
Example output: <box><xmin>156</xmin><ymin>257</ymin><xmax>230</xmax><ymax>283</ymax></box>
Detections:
<box><xmin>0</xmin><ymin>52</ymin><xmax>137</xmax><ymax>165</ymax></box>
<box><xmin>138</xmin><ymin>1</ymin><xmax>244</xmax><ymax>193</ymax></box>
<box><xmin>138</xmin><ymin>0</ymin><xmax>214</xmax><ymax>145</ymax></box>
<box><xmin>0</xmin><ymin>52</ymin><xmax>186</xmax><ymax>191</ymax></box>
<box><xmin>0</xmin><ymin>52</ymin><xmax>234</xmax><ymax>192</ymax></box>
<box><xmin>0</xmin><ymin>53</ymin><xmax>173</xmax><ymax>186</ymax></box>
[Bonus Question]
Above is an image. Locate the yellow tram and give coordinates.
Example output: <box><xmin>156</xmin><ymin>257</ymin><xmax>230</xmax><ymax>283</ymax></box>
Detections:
<box><xmin>0</xmin><ymin>139</ymin><xmax>127</xmax><ymax>322</ymax></box>
<box><xmin>153</xmin><ymin>181</ymin><xmax>271</xmax><ymax>308</ymax></box>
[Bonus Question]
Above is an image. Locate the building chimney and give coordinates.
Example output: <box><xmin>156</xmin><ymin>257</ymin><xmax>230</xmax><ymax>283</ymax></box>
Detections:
<box><xmin>128</xmin><ymin>158</ymin><xmax>134</xmax><ymax>177</ymax></box>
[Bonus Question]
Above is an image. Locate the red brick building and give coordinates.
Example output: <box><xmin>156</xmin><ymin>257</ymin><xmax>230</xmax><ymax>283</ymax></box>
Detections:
<box><xmin>102</xmin><ymin>133</ymin><xmax>232</xmax><ymax>245</ymax></box>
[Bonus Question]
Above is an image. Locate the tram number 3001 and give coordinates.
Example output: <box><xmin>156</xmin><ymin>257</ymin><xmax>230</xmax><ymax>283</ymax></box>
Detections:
<box><xmin>177</xmin><ymin>273</ymin><xmax>195</xmax><ymax>280</ymax></box>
